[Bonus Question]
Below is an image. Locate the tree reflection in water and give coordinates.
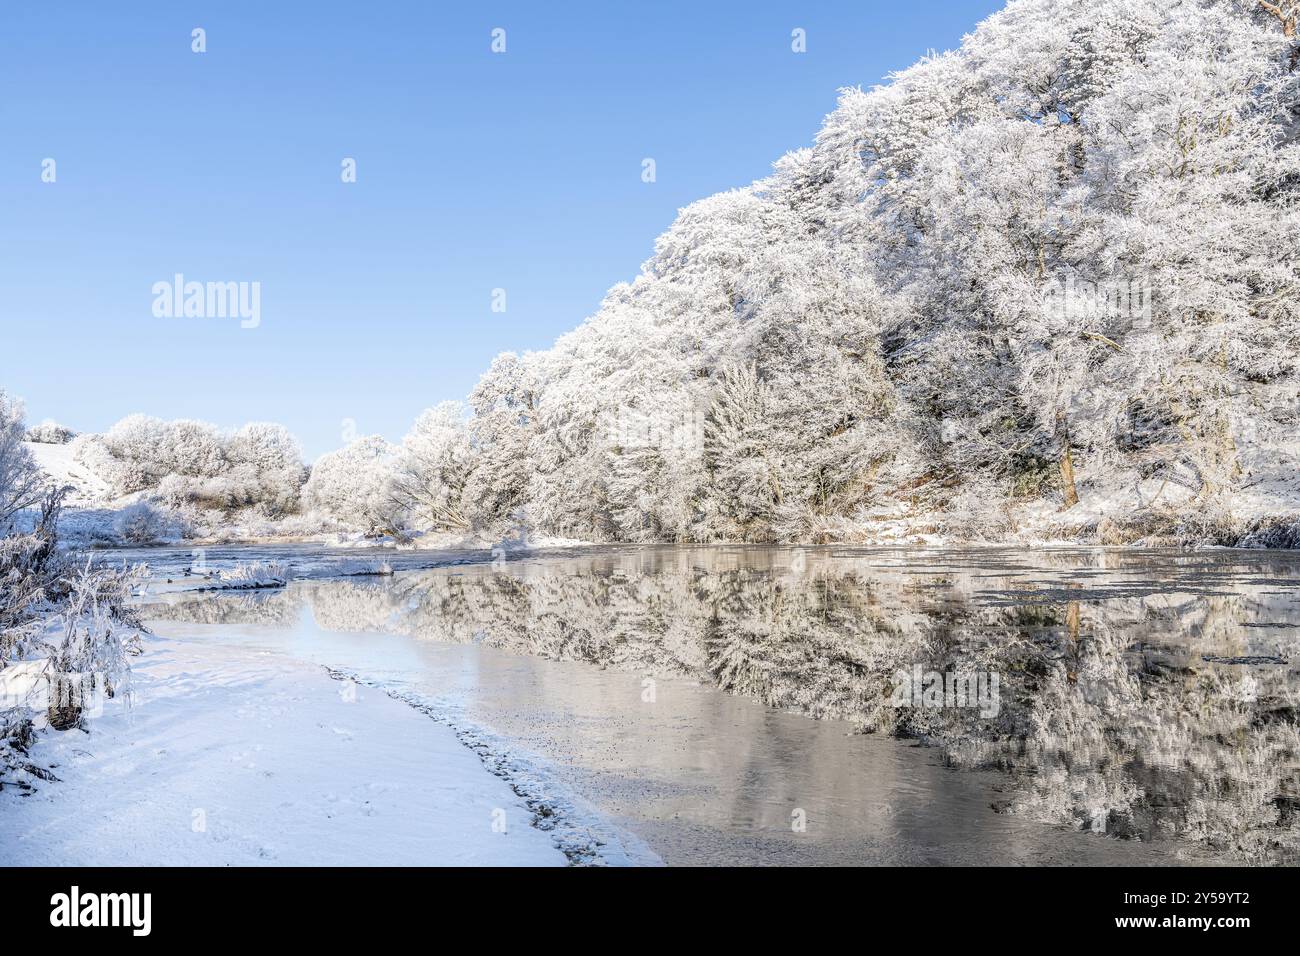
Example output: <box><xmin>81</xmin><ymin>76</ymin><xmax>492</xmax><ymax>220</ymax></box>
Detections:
<box><xmin>145</xmin><ymin>545</ymin><xmax>1300</xmax><ymax>864</ymax></box>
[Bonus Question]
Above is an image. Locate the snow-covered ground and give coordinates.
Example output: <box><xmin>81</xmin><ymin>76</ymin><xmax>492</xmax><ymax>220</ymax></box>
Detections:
<box><xmin>0</xmin><ymin>629</ymin><xmax>567</xmax><ymax>866</ymax></box>
<box><xmin>23</xmin><ymin>440</ymin><xmax>110</xmax><ymax>507</ymax></box>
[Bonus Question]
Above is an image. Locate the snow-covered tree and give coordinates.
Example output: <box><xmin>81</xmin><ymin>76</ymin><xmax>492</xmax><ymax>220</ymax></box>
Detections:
<box><xmin>301</xmin><ymin>436</ymin><xmax>401</xmax><ymax>534</ymax></box>
<box><xmin>462</xmin><ymin>353</ymin><xmax>543</xmax><ymax>537</ymax></box>
<box><xmin>225</xmin><ymin>422</ymin><xmax>308</xmax><ymax>514</ymax></box>
<box><xmin>389</xmin><ymin>402</ymin><xmax>472</xmax><ymax>532</ymax></box>
<box><xmin>704</xmin><ymin>366</ymin><xmax>780</xmax><ymax>540</ymax></box>
<box><xmin>0</xmin><ymin>391</ymin><xmax>46</xmax><ymax>531</ymax></box>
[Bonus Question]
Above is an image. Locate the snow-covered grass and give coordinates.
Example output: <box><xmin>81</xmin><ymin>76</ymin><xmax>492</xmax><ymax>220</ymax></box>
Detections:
<box><xmin>211</xmin><ymin>560</ymin><xmax>289</xmax><ymax>590</ymax></box>
<box><xmin>0</xmin><ymin>631</ymin><xmax>566</xmax><ymax>865</ymax></box>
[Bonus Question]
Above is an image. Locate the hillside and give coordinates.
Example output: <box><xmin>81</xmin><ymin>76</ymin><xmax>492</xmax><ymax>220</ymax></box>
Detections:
<box><xmin>24</xmin><ymin>441</ymin><xmax>110</xmax><ymax>507</ymax></box>
<box><xmin>425</xmin><ymin>0</ymin><xmax>1300</xmax><ymax>546</ymax></box>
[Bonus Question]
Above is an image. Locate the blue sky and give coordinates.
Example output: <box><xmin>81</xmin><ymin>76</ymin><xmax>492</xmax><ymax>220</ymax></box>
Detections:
<box><xmin>0</xmin><ymin>1</ymin><xmax>1002</xmax><ymax>460</ymax></box>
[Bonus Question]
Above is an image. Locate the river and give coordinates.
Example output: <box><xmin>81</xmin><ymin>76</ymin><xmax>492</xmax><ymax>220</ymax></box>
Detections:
<box><xmin>121</xmin><ymin>542</ymin><xmax>1300</xmax><ymax>866</ymax></box>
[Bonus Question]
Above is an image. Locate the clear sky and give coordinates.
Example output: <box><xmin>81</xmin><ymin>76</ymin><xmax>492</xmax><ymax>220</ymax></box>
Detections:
<box><xmin>0</xmin><ymin>1</ymin><xmax>1003</xmax><ymax>460</ymax></box>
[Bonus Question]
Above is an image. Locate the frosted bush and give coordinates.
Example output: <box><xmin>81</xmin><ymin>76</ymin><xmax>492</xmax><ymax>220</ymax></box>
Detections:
<box><xmin>113</xmin><ymin>501</ymin><xmax>173</xmax><ymax>545</ymax></box>
<box><xmin>214</xmin><ymin>560</ymin><xmax>289</xmax><ymax>589</ymax></box>
<box><xmin>42</xmin><ymin>560</ymin><xmax>146</xmax><ymax>729</ymax></box>
<box><xmin>25</xmin><ymin>420</ymin><xmax>76</xmax><ymax>444</ymax></box>
<box><xmin>3</xmin><ymin>483</ymin><xmax>146</xmax><ymax>756</ymax></box>
<box><xmin>74</xmin><ymin>416</ymin><xmax>307</xmax><ymax>515</ymax></box>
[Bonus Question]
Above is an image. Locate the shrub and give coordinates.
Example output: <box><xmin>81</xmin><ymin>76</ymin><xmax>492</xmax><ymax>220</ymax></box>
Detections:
<box><xmin>2</xmin><ymin>485</ymin><xmax>145</xmax><ymax>757</ymax></box>
<box><xmin>113</xmin><ymin>501</ymin><xmax>173</xmax><ymax>545</ymax></box>
<box><xmin>25</xmin><ymin>420</ymin><xmax>76</xmax><ymax>444</ymax></box>
<box><xmin>214</xmin><ymin>560</ymin><xmax>289</xmax><ymax>589</ymax></box>
<box><xmin>74</xmin><ymin>416</ymin><xmax>307</xmax><ymax>515</ymax></box>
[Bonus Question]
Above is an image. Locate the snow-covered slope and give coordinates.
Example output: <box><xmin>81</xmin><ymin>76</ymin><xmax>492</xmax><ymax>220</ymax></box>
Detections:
<box><xmin>23</xmin><ymin>440</ymin><xmax>109</xmax><ymax>506</ymax></box>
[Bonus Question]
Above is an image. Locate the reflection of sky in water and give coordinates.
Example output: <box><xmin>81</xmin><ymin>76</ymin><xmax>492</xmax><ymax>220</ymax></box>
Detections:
<box><xmin>137</xmin><ymin>544</ymin><xmax>1300</xmax><ymax>866</ymax></box>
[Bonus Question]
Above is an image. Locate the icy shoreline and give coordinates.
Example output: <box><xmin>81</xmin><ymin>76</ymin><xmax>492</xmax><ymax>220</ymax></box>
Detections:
<box><xmin>0</xmin><ymin>629</ymin><xmax>571</xmax><ymax>866</ymax></box>
<box><xmin>321</xmin><ymin>667</ymin><xmax>661</xmax><ymax>867</ymax></box>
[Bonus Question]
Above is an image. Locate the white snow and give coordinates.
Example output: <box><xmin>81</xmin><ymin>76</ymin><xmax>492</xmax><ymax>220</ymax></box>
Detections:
<box><xmin>23</xmin><ymin>440</ymin><xmax>109</xmax><ymax>506</ymax></box>
<box><xmin>0</xmin><ymin>631</ymin><xmax>566</xmax><ymax>866</ymax></box>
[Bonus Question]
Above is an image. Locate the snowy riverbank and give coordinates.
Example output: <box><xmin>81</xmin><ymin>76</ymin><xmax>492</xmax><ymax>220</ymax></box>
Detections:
<box><xmin>0</xmin><ymin>629</ymin><xmax>568</xmax><ymax>866</ymax></box>
<box><xmin>25</xmin><ymin>440</ymin><xmax>1300</xmax><ymax>554</ymax></box>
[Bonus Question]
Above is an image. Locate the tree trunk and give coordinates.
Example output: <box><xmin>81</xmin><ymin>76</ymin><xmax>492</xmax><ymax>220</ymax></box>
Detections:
<box><xmin>1065</xmin><ymin>598</ymin><xmax>1081</xmax><ymax>683</ymax></box>
<box><xmin>1258</xmin><ymin>2</ymin><xmax>1300</xmax><ymax>68</ymax></box>
<box><xmin>1059</xmin><ymin>448</ymin><xmax>1080</xmax><ymax>508</ymax></box>
<box><xmin>1056</xmin><ymin>411</ymin><xmax>1080</xmax><ymax>508</ymax></box>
